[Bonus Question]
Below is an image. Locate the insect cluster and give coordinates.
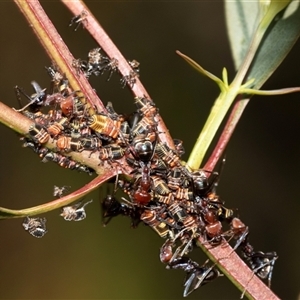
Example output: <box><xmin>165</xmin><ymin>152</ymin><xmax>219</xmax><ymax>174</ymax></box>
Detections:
<box><xmin>16</xmin><ymin>12</ymin><xmax>278</xmax><ymax>298</ymax></box>
<box><xmin>73</xmin><ymin>47</ymin><xmax>140</xmax><ymax>87</ymax></box>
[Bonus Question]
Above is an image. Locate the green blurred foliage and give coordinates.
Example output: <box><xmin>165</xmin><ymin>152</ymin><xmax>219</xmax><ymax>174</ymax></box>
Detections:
<box><xmin>0</xmin><ymin>1</ymin><xmax>299</xmax><ymax>299</ymax></box>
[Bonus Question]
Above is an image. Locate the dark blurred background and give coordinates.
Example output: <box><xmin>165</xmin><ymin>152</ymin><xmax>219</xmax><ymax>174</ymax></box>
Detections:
<box><xmin>0</xmin><ymin>1</ymin><xmax>299</xmax><ymax>299</ymax></box>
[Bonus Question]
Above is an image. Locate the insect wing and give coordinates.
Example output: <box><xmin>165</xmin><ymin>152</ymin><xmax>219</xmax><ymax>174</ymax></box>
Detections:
<box><xmin>183</xmin><ymin>266</ymin><xmax>219</xmax><ymax>297</ymax></box>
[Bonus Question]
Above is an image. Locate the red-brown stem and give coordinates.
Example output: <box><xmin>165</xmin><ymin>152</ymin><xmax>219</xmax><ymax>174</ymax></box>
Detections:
<box><xmin>197</xmin><ymin>237</ymin><xmax>280</xmax><ymax>300</ymax></box>
<box><xmin>0</xmin><ymin>170</ymin><xmax>116</xmax><ymax>218</ymax></box>
<box><xmin>0</xmin><ymin>102</ymin><xmax>33</xmax><ymax>135</ymax></box>
<box><xmin>61</xmin><ymin>0</ymin><xmax>174</xmax><ymax>149</ymax></box>
<box><xmin>204</xmin><ymin>95</ymin><xmax>250</xmax><ymax>172</ymax></box>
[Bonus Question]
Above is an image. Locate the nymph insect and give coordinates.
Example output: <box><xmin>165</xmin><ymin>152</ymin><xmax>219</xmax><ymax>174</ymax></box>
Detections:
<box><xmin>69</xmin><ymin>10</ymin><xmax>88</xmax><ymax>31</ymax></box>
<box><xmin>53</xmin><ymin>185</ymin><xmax>71</xmax><ymax>198</ymax></box>
<box><xmin>60</xmin><ymin>200</ymin><xmax>93</xmax><ymax>221</ymax></box>
<box><xmin>22</xmin><ymin>216</ymin><xmax>47</xmax><ymax>238</ymax></box>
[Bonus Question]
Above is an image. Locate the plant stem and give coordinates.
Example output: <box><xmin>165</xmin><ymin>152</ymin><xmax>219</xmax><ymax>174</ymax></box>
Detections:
<box><xmin>187</xmin><ymin>3</ymin><xmax>287</xmax><ymax>171</ymax></box>
<box><xmin>196</xmin><ymin>237</ymin><xmax>280</xmax><ymax>300</ymax></box>
<box><xmin>204</xmin><ymin>95</ymin><xmax>250</xmax><ymax>172</ymax></box>
<box><xmin>0</xmin><ymin>102</ymin><xmax>33</xmax><ymax>135</ymax></box>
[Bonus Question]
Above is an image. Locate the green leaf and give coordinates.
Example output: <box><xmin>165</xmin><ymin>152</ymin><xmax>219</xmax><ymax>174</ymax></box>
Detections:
<box><xmin>176</xmin><ymin>51</ymin><xmax>227</xmax><ymax>92</ymax></box>
<box><xmin>225</xmin><ymin>1</ymin><xmax>260</xmax><ymax>70</ymax></box>
<box><xmin>259</xmin><ymin>0</ymin><xmax>292</xmax><ymax>31</ymax></box>
<box><xmin>247</xmin><ymin>1</ymin><xmax>300</xmax><ymax>89</ymax></box>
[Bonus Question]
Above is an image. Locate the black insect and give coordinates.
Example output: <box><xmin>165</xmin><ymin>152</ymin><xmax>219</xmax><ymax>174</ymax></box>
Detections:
<box><xmin>240</xmin><ymin>237</ymin><xmax>278</xmax><ymax>288</ymax></box>
<box><xmin>102</xmin><ymin>194</ymin><xmax>141</xmax><ymax>228</ymax></box>
<box><xmin>15</xmin><ymin>81</ymin><xmax>47</xmax><ymax>112</ymax></box>
<box><xmin>160</xmin><ymin>240</ymin><xmax>222</xmax><ymax>297</ymax></box>
<box><xmin>182</xmin><ymin>261</ymin><xmax>222</xmax><ymax>297</ymax></box>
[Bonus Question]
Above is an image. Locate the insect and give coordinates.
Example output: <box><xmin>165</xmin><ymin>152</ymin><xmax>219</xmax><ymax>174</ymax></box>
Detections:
<box><xmin>73</xmin><ymin>48</ymin><xmax>118</xmax><ymax>80</ymax></box>
<box><xmin>70</xmin><ymin>120</ymin><xmax>85</xmax><ymax>139</ymax></box>
<box><xmin>128</xmin><ymin>59</ymin><xmax>140</xmax><ymax>74</ymax></box>
<box><xmin>140</xmin><ymin>207</ymin><xmax>176</xmax><ymax>238</ymax></box>
<box><xmin>185</xmin><ymin>169</ymin><xmax>219</xmax><ymax>198</ymax></box>
<box><xmin>28</xmin><ymin>124</ymin><xmax>50</xmax><ymax>144</ymax></box>
<box><xmin>60</xmin><ymin>199</ymin><xmax>93</xmax><ymax>221</ymax></box>
<box><xmin>56</xmin><ymin>136</ymin><xmax>83</xmax><ymax>152</ymax></box>
<box><xmin>102</xmin><ymin>194</ymin><xmax>141</xmax><ymax>227</ymax></box>
<box><xmin>202</xmin><ymin>207</ymin><xmax>223</xmax><ymax>245</ymax></box>
<box><xmin>131</xmin><ymin>115</ymin><xmax>157</xmax><ymax>139</ymax></box>
<box><xmin>47</xmin><ymin>117</ymin><xmax>69</xmax><ymax>137</ymax></box>
<box><xmin>69</xmin><ymin>10</ymin><xmax>88</xmax><ymax>31</ymax></box>
<box><xmin>119</xmin><ymin>59</ymin><xmax>140</xmax><ymax>88</ymax></box>
<box><xmin>244</xmin><ymin>250</ymin><xmax>278</xmax><ymax>288</ymax></box>
<box><xmin>22</xmin><ymin>216</ymin><xmax>47</xmax><ymax>238</ymax></box>
<box><xmin>88</xmin><ymin>48</ymin><xmax>118</xmax><ymax>80</ymax></box>
<box><xmin>66</xmin><ymin>160</ymin><xmax>94</xmax><ymax>175</ymax></box>
<box><xmin>232</xmin><ymin>226</ymin><xmax>278</xmax><ymax>288</ymax></box>
<box><xmin>22</xmin><ymin>111</ymin><xmax>49</xmax><ymax>127</ymax></box>
<box><xmin>173</xmin><ymin>139</ymin><xmax>185</xmax><ymax>157</ymax></box>
<box><xmin>31</xmin><ymin>147</ymin><xmax>94</xmax><ymax>175</ymax></box>
<box><xmin>155</xmin><ymin>142</ymin><xmax>180</xmax><ymax>168</ymax></box>
<box><xmin>120</xmin><ymin>70</ymin><xmax>138</xmax><ymax>88</ymax></box>
<box><xmin>160</xmin><ymin>240</ymin><xmax>222</xmax><ymax>297</ymax></box>
<box><xmin>98</xmin><ymin>145</ymin><xmax>125</xmax><ymax>162</ymax></box>
<box><xmin>168</xmin><ymin>201</ymin><xmax>188</xmax><ymax>224</ymax></box>
<box><xmin>88</xmin><ymin>114</ymin><xmax>121</xmax><ymax>139</ymax></box>
<box><xmin>80</xmin><ymin>137</ymin><xmax>102</xmax><ymax>155</ymax></box>
<box><xmin>131</xmin><ymin>134</ymin><xmax>156</xmax><ymax>163</ymax></box>
<box><xmin>131</xmin><ymin>162</ymin><xmax>152</xmax><ymax>206</ymax></box>
<box><xmin>15</xmin><ymin>81</ymin><xmax>47</xmax><ymax>112</ymax></box>
<box><xmin>167</xmin><ymin>168</ymin><xmax>186</xmax><ymax>190</ymax></box>
<box><xmin>53</xmin><ymin>185</ymin><xmax>71</xmax><ymax>198</ymax></box>
<box><xmin>152</xmin><ymin>175</ymin><xmax>171</xmax><ymax>196</ymax></box>
<box><xmin>182</xmin><ymin>261</ymin><xmax>222</xmax><ymax>297</ymax></box>
<box><xmin>134</xmin><ymin>96</ymin><xmax>157</xmax><ymax>118</ymax></box>
<box><xmin>45</xmin><ymin>65</ymin><xmax>70</xmax><ymax>95</ymax></box>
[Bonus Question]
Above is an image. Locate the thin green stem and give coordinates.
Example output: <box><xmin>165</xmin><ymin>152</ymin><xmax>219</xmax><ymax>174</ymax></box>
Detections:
<box><xmin>186</xmin><ymin>2</ymin><xmax>291</xmax><ymax>170</ymax></box>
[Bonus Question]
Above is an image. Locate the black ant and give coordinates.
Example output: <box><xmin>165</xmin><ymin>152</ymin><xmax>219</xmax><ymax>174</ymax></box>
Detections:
<box><xmin>101</xmin><ymin>177</ymin><xmax>141</xmax><ymax>227</ymax></box>
<box><xmin>160</xmin><ymin>239</ymin><xmax>222</xmax><ymax>297</ymax></box>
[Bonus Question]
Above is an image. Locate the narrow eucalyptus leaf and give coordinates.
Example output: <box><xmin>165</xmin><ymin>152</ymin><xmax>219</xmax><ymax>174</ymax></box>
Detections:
<box><xmin>225</xmin><ymin>1</ymin><xmax>260</xmax><ymax>70</ymax></box>
<box><xmin>248</xmin><ymin>1</ymin><xmax>300</xmax><ymax>89</ymax></box>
